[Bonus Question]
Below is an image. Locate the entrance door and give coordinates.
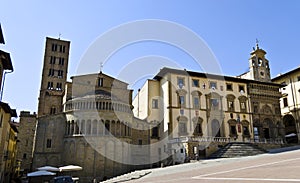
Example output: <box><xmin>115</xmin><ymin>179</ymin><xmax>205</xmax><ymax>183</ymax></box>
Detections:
<box><xmin>263</xmin><ymin>128</ymin><xmax>270</xmax><ymax>139</ymax></box>
<box><xmin>198</xmin><ymin>149</ymin><xmax>206</xmax><ymax>159</ymax></box>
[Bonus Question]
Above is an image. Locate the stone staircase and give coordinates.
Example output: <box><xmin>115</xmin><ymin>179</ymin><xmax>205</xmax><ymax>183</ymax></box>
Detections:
<box><xmin>209</xmin><ymin>142</ymin><xmax>268</xmax><ymax>158</ymax></box>
<box><xmin>100</xmin><ymin>170</ymin><xmax>151</xmax><ymax>183</ymax></box>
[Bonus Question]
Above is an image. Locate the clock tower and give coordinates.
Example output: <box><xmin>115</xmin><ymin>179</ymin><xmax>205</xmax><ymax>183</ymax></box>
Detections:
<box><xmin>248</xmin><ymin>42</ymin><xmax>271</xmax><ymax>82</ymax></box>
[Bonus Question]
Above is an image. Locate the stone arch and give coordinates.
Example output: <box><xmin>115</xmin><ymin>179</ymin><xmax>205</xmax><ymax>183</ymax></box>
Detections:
<box><xmin>262</xmin><ymin>118</ymin><xmax>273</xmax><ymax>139</ymax></box>
<box><xmin>192</xmin><ymin>117</ymin><xmax>203</xmax><ymax>136</ymax></box>
<box><xmin>261</xmin><ymin>104</ymin><xmax>273</xmax><ymax>115</ymax></box>
<box><xmin>283</xmin><ymin>114</ymin><xmax>298</xmax><ymax>143</ymax></box>
<box><xmin>227</xmin><ymin>119</ymin><xmax>237</xmax><ymax>137</ymax></box>
<box><xmin>241</xmin><ymin>120</ymin><xmax>250</xmax><ymax>137</ymax></box>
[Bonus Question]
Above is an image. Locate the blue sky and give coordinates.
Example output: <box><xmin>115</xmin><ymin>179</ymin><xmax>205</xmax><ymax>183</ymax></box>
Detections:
<box><xmin>0</xmin><ymin>0</ymin><xmax>300</xmax><ymax>114</ymax></box>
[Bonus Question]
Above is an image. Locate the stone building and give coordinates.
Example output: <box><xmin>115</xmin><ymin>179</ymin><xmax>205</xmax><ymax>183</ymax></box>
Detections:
<box><xmin>37</xmin><ymin>37</ymin><xmax>70</xmax><ymax>117</ymax></box>
<box><xmin>133</xmin><ymin>44</ymin><xmax>283</xmax><ymax>162</ymax></box>
<box><xmin>32</xmin><ymin>37</ymin><xmax>150</xmax><ymax>182</ymax></box>
<box><xmin>16</xmin><ymin>111</ymin><xmax>37</xmax><ymax>175</ymax></box>
<box><xmin>272</xmin><ymin>67</ymin><xmax>300</xmax><ymax>143</ymax></box>
<box><xmin>0</xmin><ymin>23</ymin><xmax>18</xmax><ymax>183</ymax></box>
<box><xmin>239</xmin><ymin>43</ymin><xmax>284</xmax><ymax>142</ymax></box>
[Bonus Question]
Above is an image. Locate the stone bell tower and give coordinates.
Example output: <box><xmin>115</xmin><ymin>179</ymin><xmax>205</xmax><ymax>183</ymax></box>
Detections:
<box><xmin>37</xmin><ymin>37</ymin><xmax>70</xmax><ymax>117</ymax></box>
<box><xmin>248</xmin><ymin>42</ymin><xmax>271</xmax><ymax>82</ymax></box>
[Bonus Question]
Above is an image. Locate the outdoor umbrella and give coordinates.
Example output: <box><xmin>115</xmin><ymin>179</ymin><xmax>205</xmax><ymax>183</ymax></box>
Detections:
<box><xmin>59</xmin><ymin>165</ymin><xmax>82</xmax><ymax>172</ymax></box>
<box><xmin>37</xmin><ymin>165</ymin><xmax>60</xmax><ymax>172</ymax></box>
<box><xmin>27</xmin><ymin>170</ymin><xmax>56</xmax><ymax>177</ymax></box>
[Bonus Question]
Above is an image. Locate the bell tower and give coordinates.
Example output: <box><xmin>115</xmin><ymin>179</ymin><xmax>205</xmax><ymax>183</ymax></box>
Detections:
<box><xmin>37</xmin><ymin>37</ymin><xmax>70</xmax><ymax>117</ymax></box>
<box><xmin>248</xmin><ymin>41</ymin><xmax>271</xmax><ymax>82</ymax></box>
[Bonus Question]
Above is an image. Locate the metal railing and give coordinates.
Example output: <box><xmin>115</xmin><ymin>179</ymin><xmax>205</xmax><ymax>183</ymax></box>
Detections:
<box><xmin>169</xmin><ymin>136</ymin><xmax>285</xmax><ymax>144</ymax></box>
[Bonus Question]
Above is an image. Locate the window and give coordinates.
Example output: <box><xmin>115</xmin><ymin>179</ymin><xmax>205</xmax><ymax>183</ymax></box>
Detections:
<box><xmin>52</xmin><ymin>44</ymin><xmax>57</xmax><ymax>51</ymax></box>
<box><xmin>47</xmin><ymin>82</ymin><xmax>53</xmax><ymax>89</ymax></box>
<box><xmin>254</xmin><ymin>106</ymin><xmax>258</xmax><ymax>113</ymax></box>
<box><xmin>239</xmin><ymin>85</ymin><xmax>245</xmax><ymax>93</ymax></box>
<box><xmin>283</xmin><ymin>98</ymin><xmax>288</xmax><ymax>107</ymax></box>
<box><xmin>243</xmin><ymin>126</ymin><xmax>250</xmax><ymax>136</ymax></box>
<box><xmin>138</xmin><ymin>139</ymin><xmax>143</xmax><ymax>146</ymax></box>
<box><xmin>192</xmin><ymin>79</ymin><xmax>199</xmax><ymax>87</ymax></box>
<box><xmin>180</xmin><ymin>148</ymin><xmax>184</xmax><ymax>153</ymax></box>
<box><xmin>177</xmin><ymin>77</ymin><xmax>184</xmax><ymax>87</ymax></box>
<box><xmin>152</xmin><ymin>99</ymin><xmax>158</xmax><ymax>109</ymax></box>
<box><xmin>211</xmin><ymin>98</ymin><xmax>219</xmax><ymax>109</ymax></box>
<box><xmin>50</xmin><ymin>107</ymin><xmax>56</xmax><ymax>114</ymax></box>
<box><xmin>59</xmin><ymin>57</ymin><xmax>64</xmax><ymax>65</ymax></box>
<box><xmin>48</xmin><ymin>69</ymin><xmax>54</xmax><ymax>76</ymax></box>
<box><xmin>58</xmin><ymin>70</ymin><xmax>63</xmax><ymax>78</ymax></box>
<box><xmin>193</xmin><ymin>97</ymin><xmax>200</xmax><ymax>109</ymax></box>
<box><xmin>50</xmin><ymin>56</ymin><xmax>56</xmax><ymax>64</ymax></box>
<box><xmin>151</xmin><ymin>126</ymin><xmax>159</xmax><ymax>138</ymax></box>
<box><xmin>240</xmin><ymin>102</ymin><xmax>246</xmax><ymax>111</ymax></box>
<box><xmin>62</xmin><ymin>45</ymin><xmax>66</xmax><ymax>53</ymax></box>
<box><xmin>226</xmin><ymin>83</ymin><xmax>233</xmax><ymax>91</ymax></box>
<box><xmin>98</xmin><ymin>78</ymin><xmax>103</xmax><ymax>87</ymax></box>
<box><xmin>228</xmin><ymin>101</ymin><xmax>234</xmax><ymax>111</ymax></box>
<box><xmin>23</xmin><ymin>153</ymin><xmax>27</xmax><ymax>159</ymax></box>
<box><xmin>46</xmin><ymin>139</ymin><xmax>52</xmax><ymax>148</ymax></box>
<box><xmin>56</xmin><ymin>83</ymin><xmax>62</xmax><ymax>90</ymax></box>
<box><xmin>298</xmin><ymin>76</ymin><xmax>300</xmax><ymax>81</ymax></box>
<box><xmin>194</xmin><ymin>123</ymin><xmax>202</xmax><ymax>135</ymax></box>
<box><xmin>179</xmin><ymin>96</ymin><xmax>185</xmax><ymax>106</ymax></box>
<box><xmin>105</xmin><ymin>122</ymin><xmax>110</xmax><ymax>135</ymax></box>
<box><xmin>210</xmin><ymin>82</ymin><xmax>217</xmax><ymax>89</ymax></box>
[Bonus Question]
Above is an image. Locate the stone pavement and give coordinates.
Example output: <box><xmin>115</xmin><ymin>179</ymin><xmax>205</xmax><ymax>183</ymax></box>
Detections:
<box><xmin>101</xmin><ymin>145</ymin><xmax>300</xmax><ymax>183</ymax></box>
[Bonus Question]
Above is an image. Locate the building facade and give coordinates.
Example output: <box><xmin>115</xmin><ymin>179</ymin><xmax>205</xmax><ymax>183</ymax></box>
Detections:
<box><xmin>37</xmin><ymin>37</ymin><xmax>70</xmax><ymax>117</ymax></box>
<box><xmin>133</xmin><ymin>44</ymin><xmax>283</xmax><ymax>162</ymax></box>
<box><xmin>33</xmin><ymin>37</ymin><xmax>150</xmax><ymax>182</ymax></box>
<box><xmin>272</xmin><ymin>67</ymin><xmax>300</xmax><ymax>143</ymax></box>
<box><xmin>16</xmin><ymin>111</ymin><xmax>37</xmax><ymax>176</ymax></box>
<box><xmin>0</xmin><ymin>23</ymin><xmax>18</xmax><ymax>183</ymax></box>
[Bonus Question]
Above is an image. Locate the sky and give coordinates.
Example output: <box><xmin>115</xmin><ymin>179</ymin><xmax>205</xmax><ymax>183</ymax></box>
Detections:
<box><xmin>0</xmin><ymin>0</ymin><xmax>300</xmax><ymax>115</ymax></box>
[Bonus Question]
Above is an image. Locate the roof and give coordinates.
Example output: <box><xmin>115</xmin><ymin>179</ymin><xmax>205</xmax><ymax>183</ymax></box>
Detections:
<box><xmin>154</xmin><ymin>67</ymin><xmax>282</xmax><ymax>87</ymax></box>
<box><xmin>0</xmin><ymin>24</ymin><xmax>4</xmax><ymax>44</ymax></box>
<box><xmin>10</xmin><ymin>123</ymin><xmax>19</xmax><ymax>133</ymax></box>
<box><xmin>0</xmin><ymin>50</ymin><xmax>13</xmax><ymax>70</ymax></box>
<box><xmin>0</xmin><ymin>102</ymin><xmax>17</xmax><ymax>117</ymax></box>
<box><xmin>272</xmin><ymin>66</ymin><xmax>300</xmax><ymax>81</ymax></box>
<box><xmin>71</xmin><ymin>72</ymin><xmax>129</xmax><ymax>86</ymax></box>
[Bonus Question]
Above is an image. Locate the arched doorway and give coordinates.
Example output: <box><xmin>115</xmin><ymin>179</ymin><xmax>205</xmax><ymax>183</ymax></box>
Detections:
<box><xmin>211</xmin><ymin>119</ymin><xmax>221</xmax><ymax>137</ymax></box>
<box><xmin>283</xmin><ymin>114</ymin><xmax>298</xmax><ymax>143</ymax></box>
<box><xmin>262</xmin><ymin>118</ymin><xmax>273</xmax><ymax>139</ymax></box>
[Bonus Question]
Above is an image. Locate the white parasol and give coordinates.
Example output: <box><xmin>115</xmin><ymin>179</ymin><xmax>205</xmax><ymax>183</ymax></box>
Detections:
<box><xmin>37</xmin><ymin>165</ymin><xmax>60</xmax><ymax>172</ymax></box>
<box><xmin>27</xmin><ymin>170</ymin><xmax>56</xmax><ymax>177</ymax></box>
<box><xmin>59</xmin><ymin>165</ymin><xmax>83</xmax><ymax>172</ymax></box>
